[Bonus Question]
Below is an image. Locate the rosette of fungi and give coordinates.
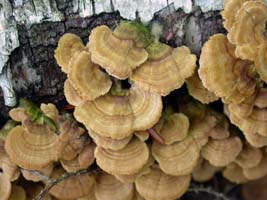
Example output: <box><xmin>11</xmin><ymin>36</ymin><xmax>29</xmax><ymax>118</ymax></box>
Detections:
<box><xmin>55</xmin><ymin>34</ymin><xmax>112</xmax><ymax>102</ymax></box>
<box><xmin>192</xmin><ymin>157</ymin><xmax>221</xmax><ymax>183</ymax></box>
<box><xmin>135</xmin><ymin>166</ymin><xmax>191</xmax><ymax>200</ymax></box>
<box><xmin>186</xmin><ymin>71</ymin><xmax>219</xmax><ymax>104</ymax></box>
<box><xmin>153</xmin><ymin>111</ymin><xmax>190</xmax><ymax>145</ymax></box>
<box><xmin>152</xmin><ymin>137</ymin><xmax>200</xmax><ymax>176</ymax></box>
<box><xmin>131</xmin><ymin>42</ymin><xmax>196</xmax><ymax>96</ymax></box>
<box><xmin>95</xmin><ymin>138</ymin><xmax>149</xmax><ymax>175</ymax></box>
<box><xmin>74</xmin><ymin>85</ymin><xmax>162</xmax><ymax>139</ymax></box>
<box><xmin>199</xmin><ymin>34</ymin><xmax>257</xmax><ymax>104</ymax></box>
<box><xmin>48</xmin><ymin>167</ymin><xmax>95</xmax><ymax>200</ymax></box>
<box><xmin>95</xmin><ymin>173</ymin><xmax>134</xmax><ymax>200</ymax></box>
<box><xmin>201</xmin><ymin>136</ymin><xmax>242</xmax><ymax>167</ymax></box>
<box><xmin>89</xmin><ymin>25</ymin><xmax>148</xmax><ymax>79</ymax></box>
<box><xmin>225</xmin><ymin>88</ymin><xmax>267</xmax><ymax>147</ymax></box>
<box><xmin>227</xmin><ymin>1</ymin><xmax>267</xmax><ymax>61</ymax></box>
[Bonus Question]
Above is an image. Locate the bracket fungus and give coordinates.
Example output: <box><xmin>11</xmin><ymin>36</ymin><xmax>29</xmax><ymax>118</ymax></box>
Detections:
<box><xmin>95</xmin><ymin>138</ymin><xmax>149</xmax><ymax>175</ymax></box>
<box><xmin>242</xmin><ymin>155</ymin><xmax>267</xmax><ymax>180</ymax></box>
<box><xmin>201</xmin><ymin>136</ymin><xmax>242</xmax><ymax>167</ymax></box>
<box><xmin>135</xmin><ymin>166</ymin><xmax>191</xmax><ymax>200</ymax></box>
<box><xmin>255</xmin><ymin>42</ymin><xmax>267</xmax><ymax>83</ymax></box>
<box><xmin>131</xmin><ymin>43</ymin><xmax>196</xmax><ymax>96</ymax></box>
<box><xmin>227</xmin><ymin>1</ymin><xmax>267</xmax><ymax>60</ymax></box>
<box><xmin>54</xmin><ymin>33</ymin><xmax>85</xmax><ymax>73</ymax></box>
<box><xmin>199</xmin><ymin>34</ymin><xmax>257</xmax><ymax>104</ymax></box>
<box><xmin>223</xmin><ymin>163</ymin><xmax>248</xmax><ymax>184</ymax></box>
<box><xmin>0</xmin><ymin>173</ymin><xmax>11</xmax><ymax>200</ymax></box>
<box><xmin>95</xmin><ymin>173</ymin><xmax>134</xmax><ymax>200</ymax></box>
<box><xmin>74</xmin><ymin>86</ymin><xmax>162</xmax><ymax>139</ymax></box>
<box><xmin>89</xmin><ymin>25</ymin><xmax>148</xmax><ymax>79</ymax></box>
<box><xmin>152</xmin><ymin>137</ymin><xmax>200</xmax><ymax>176</ymax></box>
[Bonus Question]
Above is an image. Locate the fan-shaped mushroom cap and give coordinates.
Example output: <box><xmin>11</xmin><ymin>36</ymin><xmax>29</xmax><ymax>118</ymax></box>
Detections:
<box><xmin>64</xmin><ymin>79</ymin><xmax>85</xmax><ymax>106</ymax></box>
<box><xmin>21</xmin><ymin>164</ymin><xmax>53</xmax><ymax>182</ymax></box>
<box><xmin>9</xmin><ymin>185</ymin><xmax>26</xmax><ymax>200</ymax></box>
<box><xmin>255</xmin><ymin>42</ymin><xmax>267</xmax><ymax>83</ymax></box>
<box><xmin>40</xmin><ymin>103</ymin><xmax>59</xmax><ymax>121</ymax></box>
<box><xmin>255</xmin><ymin>88</ymin><xmax>267</xmax><ymax>108</ymax></box>
<box><xmin>201</xmin><ymin>136</ymin><xmax>242</xmax><ymax>167</ymax></box>
<box><xmin>192</xmin><ymin>158</ymin><xmax>220</xmax><ymax>182</ymax></box>
<box><xmin>221</xmin><ymin>0</ymin><xmax>250</xmax><ymax>31</ymax></box>
<box><xmin>56</xmin><ymin>119</ymin><xmax>86</xmax><ymax>160</ymax></box>
<box><xmin>135</xmin><ymin>167</ymin><xmax>191</xmax><ymax>200</ymax></box>
<box><xmin>49</xmin><ymin>168</ymin><xmax>95</xmax><ymax>200</ymax></box>
<box><xmin>5</xmin><ymin>126</ymin><xmax>58</xmax><ymax>170</ymax></box>
<box><xmin>0</xmin><ymin>173</ymin><xmax>11</xmax><ymax>200</ymax></box>
<box><xmin>0</xmin><ymin>140</ymin><xmax>20</xmax><ymax>181</ymax></box>
<box><xmin>114</xmin><ymin>155</ymin><xmax>154</xmax><ymax>183</ymax></box>
<box><xmin>129</xmin><ymin>86</ymin><xmax>162</xmax><ymax>131</ymax></box>
<box><xmin>209</xmin><ymin>121</ymin><xmax>230</xmax><ymax>140</ymax></box>
<box><xmin>152</xmin><ymin>137</ymin><xmax>200</xmax><ymax>176</ymax></box>
<box><xmin>235</xmin><ymin>143</ymin><xmax>263</xmax><ymax>168</ymax></box>
<box><xmin>89</xmin><ymin>130</ymin><xmax>132</xmax><ymax>150</ymax></box>
<box><xmin>95</xmin><ymin>138</ymin><xmax>149</xmax><ymax>175</ymax></box>
<box><xmin>61</xmin><ymin>144</ymin><xmax>95</xmax><ymax>173</ymax></box>
<box><xmin>223</xmin><ymin>163</ymin><xmax>248</xmax><ymax>184</ymax></box>
<box><xmin>68</xmin><ymin>51</ymin><xmax>112</xmax><ymax>101</ymax></box>
<box><xmin>243</xmin><ymin>155</ymin><xmax>267</xmax><ymax>180</ymax></box>
<box><xmin>199</xmin><ymin>34</ymin><xmax>256</xmax><ymax>104</ymax></box>
<box><xmin>227</xmin><ymin>1</ymin><xmax>267</xmax><ymax>60</ymax></box>
<box><xmin>55</xmin><ymin>33</ymin><xmax>85</xmax><ymax>73</ymax></box>
<box><xmin>95</xmin><ymin>173</ymin><xmax>134</xmax><ymax>200</ymax></box>
<box><xmin>156</xmin><ymin>113</ymin><xmax>189</xmax><ymax>145</ymax></box>
<box><xmin>186</xmin><ymin>71</ymin><xmax>219</xmax><ymax>104</ymax></box>
<box><xmin>131</xmin><ymin>43</ymin><xmax>196</xmax><ymax>96</ymax></box>
<box><xmin>78</xmin><ymin>192</ymin><xmax>97</xmax><ymax>200</ymax></box>
<box><xmin>89</xmin><ymin>25</ymin><xmax>148</xmax><ymax>79</ymax></box>
<box><xmin>75</xmin><ymin>95</ymin><xmax>133</xmax><ymax>139</ymax></box>
<box><xmin>9</xmin><ymin>108</ymin><xmax>27</xmax><ymax>122</ymax></box>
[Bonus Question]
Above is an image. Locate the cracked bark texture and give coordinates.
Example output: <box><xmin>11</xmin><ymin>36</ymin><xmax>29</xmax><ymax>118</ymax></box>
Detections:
<box><xmin>0</xmin><ymin>0</ymin><xmax>225</xmax><ymax>125</ymax></box>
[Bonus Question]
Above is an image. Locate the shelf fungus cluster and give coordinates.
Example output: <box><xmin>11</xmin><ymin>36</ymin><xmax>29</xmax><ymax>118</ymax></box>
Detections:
<box><xmin>3</xmin><ymin>2</ymin><xmax>267</xmax><ymax>198</ymax></box>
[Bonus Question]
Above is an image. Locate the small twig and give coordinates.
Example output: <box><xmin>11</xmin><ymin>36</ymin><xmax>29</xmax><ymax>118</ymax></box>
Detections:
<box><xmin>33</xmin><ymin>168</ymin><xmax>100</xmax><ymax>200</ymax></box>
<box><xmin>188</xmin><ymin>185</ymin><xmax>233</xmax><ymax>200</ymax></box>
<box><xmin>20</xmin><ymin>169</ymin><xmax>50</xmax><ymax>181</ymax></box>
<box><xmin>148</xmin><ymin>128</ymin><xmax>165</xmax><ymax>144</ymax></box>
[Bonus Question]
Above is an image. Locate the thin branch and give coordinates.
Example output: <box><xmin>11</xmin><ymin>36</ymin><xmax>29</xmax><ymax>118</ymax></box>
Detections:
<box><xmin>148</xmin><ymin>128</ymin><xmax>165</xmax><ymax>144</ymax></box>
<box><xmin>188</xmin><ymin>185</ymin><xmax>233</xmax><ymax>200</ymax></box>
<box><xmin>33</xmin><ymin>168</ymin><xmax>101</xmax><ymax>200</ymax></box>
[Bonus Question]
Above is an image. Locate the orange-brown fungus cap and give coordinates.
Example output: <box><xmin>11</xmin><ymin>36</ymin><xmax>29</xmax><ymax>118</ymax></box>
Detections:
<box><xmin>243</xmin><ymin>154</ymin><xmax>267</xmax><ymax>180</ymax></box>
<box><xmin>0</xmin><ymin>173</ymin><xmax>11</xmax><ymax>200</ymax></box>
<box><xmin>255</xmin><ymin>42</ymin><xmax>267</xmax><ymax>83</ymax></box>
<box><xmin>201</xmin><ymin>136</ymin><xmax>242</xmax><ymax>167</ymax></box>
<box><xmin>95</xmin><ymin>138</ymin><xmax>149</xmax><ymax>175</ymax></box>
<box><xmin>131</xmin><ymin>43</ymin><xmax>196</xmax><ymax>96</ymax></box>
<box><xmin>186</xmin><ymin>71</ymin><xmax>219</xmax><ymax>104</ymax></box>
<box><xmin>89</xmin><ymin>129</ymin><xmax>132</xmax><ymax>150</ymax></box>
<box><xmin>64</xmin><ymin>79</ymin><xmax>85</xmax><ymax>107</ymax></box>
<box><xmin>209</xmin><ymin>120</ymin><xmax>230</xmax><ymax>140</ymax></box>
<box><xmin>223</xmin><ymin>163</ymin><xmax>248</xmax><ymax>184</ymax></box>
<box><xmin>9</xmin><ymin>185</ymin><xmax>26</xmax><ymax>200</ymax></box>
<box><xmin>89</xmin><ymin>25</ymin><xmax>148</xmax><ymax>79</ymax></box>
<box><xmin>152</xmin><ymin>137</ymin><xmax>200</xmax><ymax>176</ymax></box>
<box><xmin>129</xmin><ymin>85</ymin><xmax>162</xmax><ymax>131</ymax></box>
<box><xmin>227</xmin><ymin>1</ymin><xmax>267</xmax><ymax>60</ymax></box>
<box><xmin>199</xmin><ymin>34</ymin><xmax>256</xmax><ymax>104</ymax></box>
<box><xmin>68</xmin><ymin>51</ymin><xmax>112</xmax><ymax>101</ymax></box>
<box><xmin>134</xmin><ymin>131</ymin><xmax>149</xmax><ymax>142</ymax></box>
<box><xmin>74</xmin><ymin>94</ymin><xmax>133</xmax><ymax>139</ymax></box>
<box><xmin>40</xmin><ymin>103</ymin><xmax>59</xmax><ymax>121</ymax></box>
<box><xmin>55</xmin><ymin>33</ymin><xmax>85</xmax><ymax>73</ymax></box>
<box><xmin>9</xmin><ymin>108</ymin><xmax>27</xmax><ymax>122</ymax></box>
<box><xmin>235</xmin><ymin>143</ymin><xmax>263</xmax><ymax>168</ymax></box>
<box><xmin>192</xmin><ymin>158</ymin><xmax>220</xmax><ymax>182</ymax></box>
<box><xmin>157</xmin><ymin>113</ymin><xmax>189</xmax><ymax>145</ymax></box>
<box><xmin>135</xmin><ymin>166</ymin><xmax>191</xmax><ymax>200</ymax></box>
<box><xmin>95</xmin><ymin>173</ymin><xmax>134</xmax><ymax>200</ymax></box>
<box><xmin>49</xmin><ymin>167</ymin><xmax>95</xmax><ymax>200</ymax></box>
<box><xmin>5</xmin><ymin>126</ymin><xmax>58</xmax><ymax>170</ymax></box>
<box><xmin>221</xmin><ymin>0</ymin><xmax>250</xmax><ymax>31</ymax></box>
